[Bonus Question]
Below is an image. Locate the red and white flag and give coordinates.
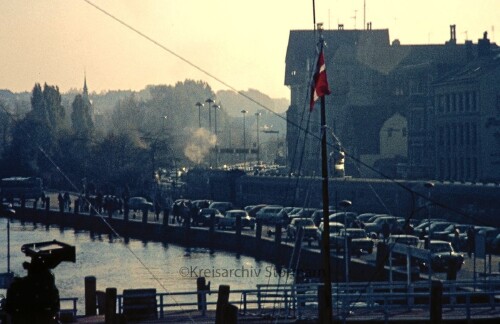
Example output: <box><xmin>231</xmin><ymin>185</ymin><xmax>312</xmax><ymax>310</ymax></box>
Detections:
<box><xmin>310</xmin><ymin>49</ymin><xmax>331</xmax><ymax>111</ymax></box>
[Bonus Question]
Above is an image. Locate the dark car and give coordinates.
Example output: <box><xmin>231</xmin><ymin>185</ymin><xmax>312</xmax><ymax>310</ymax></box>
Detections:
<box><xmin>328</xmin><ymin>212</ymin><xmax>358</xmax><ymax>227</ymax></box>
<box><xmin>331</xmin><ymin>228</ymin><xmax>374</xmax><ymax>255</ymax></box>
<box><xmin>286</xmin><ymin>218</ymin><xmax>318</xmax><ymax>242</ymax></box>
<box><xmin>419</xmin><ymin>240</ymin><xmax>465</xmax><ymax>272</ymax></box>
<box><xmin>127</xmin><ymin>197</ymin><xmax>153</xmax><ymax>212</ymax></box>
<box><xmin>192</xmin><ymin>208</ymin><xmax>224</xmax><ymax>226</ymax></box>
<box><xmin>218</xmin><ymin>209</ymin><xmax>255</xmax><ymax>230</ymax></box>
<box><xmin>311</xmin><ymin>209</ymin><xmax>336</xmax><ymax>226</ymax></box>
<box><xmin>208</xmin><ymin>201</ymin><xmax>234</xmax><ymax>214</ymax></box>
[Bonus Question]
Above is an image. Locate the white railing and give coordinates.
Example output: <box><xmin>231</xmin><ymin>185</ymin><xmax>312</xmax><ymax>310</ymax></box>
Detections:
<box><xmin>114</xmin><ymin>279</ymin><xmax>500</xmax><ymax>321</ymax></box>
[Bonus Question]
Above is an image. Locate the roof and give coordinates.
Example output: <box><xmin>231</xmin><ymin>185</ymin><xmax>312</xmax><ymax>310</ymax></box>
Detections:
<box><xmin>434</xmin><ymin>51</ymin><xmax>500</xmax><ymax>85</ymax></box>
<box><xmin>285</xmin><ymin>29</ymin><xmax>479</xmax><ymax>86</ymax></box>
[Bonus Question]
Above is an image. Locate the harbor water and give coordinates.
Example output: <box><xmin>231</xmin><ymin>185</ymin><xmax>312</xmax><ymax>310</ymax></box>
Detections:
<box><xmin>0</xmin><ymin>217</ymin><xmax>288</xmax><ymax>314</ymax></box>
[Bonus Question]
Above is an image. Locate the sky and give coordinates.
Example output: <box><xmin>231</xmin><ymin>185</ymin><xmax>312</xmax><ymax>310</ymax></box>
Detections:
<box><xmin>0</xmin><ymin>0</ymin><xmax>498</xmax><ymax>99</ymax></box>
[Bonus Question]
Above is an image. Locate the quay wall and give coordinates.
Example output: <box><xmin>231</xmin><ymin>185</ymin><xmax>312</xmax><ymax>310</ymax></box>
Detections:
<box><xmin>7</xmin><ymin>206</ymin><xmax>410</xmax><ymax>283</ymax></box>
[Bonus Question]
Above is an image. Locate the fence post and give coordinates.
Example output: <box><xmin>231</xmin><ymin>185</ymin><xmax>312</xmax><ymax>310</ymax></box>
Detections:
<box><xmin>159</xmin><ymin>294</ymin><xmax>164</xmax><ymax>319</ymax></box>
<box><xmin>215</xmin><ymin>285</ymin><xmax>233</xmax><ymax>324</ymax></box>
<box><xmin>430</xmin><ymin>280</ymin><xmax>443</xmax><ymax>323</ymax></box>
<box><xmin>84</xmin><ymin>276</ymin><xmax>97</xmax><ymax>316</ymax></box>
<box><xmin>105</xmin><ymin>288</ymin><xmax>117</xmax><ymax>324</ymax></box>
<box><xmin>142</xmin><ymin>208</ymin><xmax>148</xmax><ymax>224</ymax></box>
<box><xmin>197</xmin><ymin>277</ymin><xmax>209</xmax><ymax>316</ymax></box>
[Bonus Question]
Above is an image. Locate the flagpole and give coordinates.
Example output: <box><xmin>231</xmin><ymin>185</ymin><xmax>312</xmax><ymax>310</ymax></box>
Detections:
<box><xmin>310</xmin><ymin>26</ymin><xmax>332</xmax><ymax>322</ymax></box>
<box><xmin>320</xmin><ymin>92</ymin><xmax>333</xmax><ymax>323</ymax></box>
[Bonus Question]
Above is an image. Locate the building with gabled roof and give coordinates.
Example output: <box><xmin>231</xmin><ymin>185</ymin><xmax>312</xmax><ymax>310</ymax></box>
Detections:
<box><xmin>284</xmin><ymin>26</ymin><xmax>498</xmax><ymax>181</ymax></box>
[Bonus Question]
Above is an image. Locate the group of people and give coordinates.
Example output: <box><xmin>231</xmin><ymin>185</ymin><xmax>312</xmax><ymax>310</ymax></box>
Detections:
<box><xmin>57</xmin><ymin>192</ymin><xmax>71</xmax><ymax>212</ymax></box>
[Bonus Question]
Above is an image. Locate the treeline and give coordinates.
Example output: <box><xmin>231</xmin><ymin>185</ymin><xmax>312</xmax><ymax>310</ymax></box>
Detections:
<box><xmin>0</xmin><ymin>80</ymin><xmax>220</xmax><ymax>194</ymax></box>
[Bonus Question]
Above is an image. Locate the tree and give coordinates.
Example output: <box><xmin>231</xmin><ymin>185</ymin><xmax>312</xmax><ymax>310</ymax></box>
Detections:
<box><xmin>71</xmin><ymin>94</ymin><xmax>94</xmax><ymax>137</ymax></box>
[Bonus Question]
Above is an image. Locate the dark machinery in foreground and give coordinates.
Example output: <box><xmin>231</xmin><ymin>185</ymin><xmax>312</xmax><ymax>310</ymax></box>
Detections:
<box><xmin>4</xmin><ymin>240</ymin><xmax>75</xmax><ymax>324</ymax></box>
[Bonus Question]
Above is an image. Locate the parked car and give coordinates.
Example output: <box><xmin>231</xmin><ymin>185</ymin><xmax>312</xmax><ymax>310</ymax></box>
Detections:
<box><xmin>387</xmin><ymin>234</ymin><xmax>421</xmax><ymax>247</ymax></box>
<box><xmin>127</xmin><ymin>197</ymin><xmax>153</xmax><ymax>212</ymax></box>
<box><xmin>255</xmin><ymin>206</ymin><xmax>284</xmax><ymax>224</ymax></box>
<box><xmin>433</xmin><ymin>224</ymin><xmax>470</xmax><ymax>241</ymax></box>
<box><xmin>387</xmin><ymin>234</ymin><xmax>421</xmax><ymax>265</ymax></box>
<box><xmin>208</xmin><ymin>201</ymin><xmax>234</xmax><ymax>214</ymax></box>
<box><xmin>328</xmin><ymin>212</ymin><xmax>358</xmax><ymax>226</ymax></box>
<box><xmin>218</xmin><ymin>209</ymin><xmax>255</xmax><ymax>230</ymax></box>
<box><xmin>311</xmin><ymin>209</ymin><xmax>336</xmax><ymax>226</ymax></box>
<box><xmin>363</xmin><ymin>216</ymin><xmax>400</xmax><ymax>236</ymax></box>
<box><xmin>477</xmin><ymin>227</ymin><xmax>500</xmax><ymax>253</ymax></box>
<box><xmin>191</xmin><ymin>199</ymin><xmax>211</xmax><ymax>209</ymax></box>
<box><xmin>246</xmin><ymin>204</ymin><xmax>268</xmax><ymax>217</ymax></box>
<box><xmin>418</xmin><ymin>240</ymin><xmax>465</xmax><ymax>272</ymax></box>
<box><xmin>286</xmin><ymin>218</ymin><xmax>318</xmax><ymax>242</ymax></box>
<box><xmin>316</xmin><ymin>221</ymin><xmax>345</xmax><ymax>246</ymax></box>
<box><xmin>192</xmin><ymin>208</ymin><xmax>224</xmax><ymax>226</ymax></box>
<box><xmin>356</xmin><ymin>213</ymin><xmax>377</xmax><ymax>223</ymax></box>
<box><xmin>492</xmin><ymin>233</ymin><xmax>500</xmax><ymax>254</ymax></box>
<box><xmin>330</xmin><ymin>228</ymin><xmax>374</xmax><ymax>255</ymax></box>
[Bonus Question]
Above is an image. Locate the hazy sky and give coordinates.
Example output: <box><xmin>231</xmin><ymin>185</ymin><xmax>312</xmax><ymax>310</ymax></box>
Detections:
<box><xmin>0</xmin><ymin>0</ymin><xmax>498</xmax><ymax>99</ymax></box>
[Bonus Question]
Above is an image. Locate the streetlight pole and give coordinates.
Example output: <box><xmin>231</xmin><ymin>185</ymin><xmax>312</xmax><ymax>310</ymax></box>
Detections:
<box><xmin>424</xmin><ymin>181</ymin><xmax>435</xmax><ymax>286</ymax></box>
<box><xmin>241</xmin><ymin>109</ymin><xmax>248</xmax><ymax>169</ymax></box>
<box><xmin>205</xmin><ymin>98</ymin><xmax>214</xmax><ymax>132</ymax></box>
<box><xmin>255</xmin><ymin>112</ymin><xmax>261</xmax><ymax>163</ymax></box>
<box><xmin>195</xmin><ymin>102</ymin><xmax>203</xmax><ymax>128</ymax></box>
<box><xmin>212</xmin><ymin>104</ymin><xmax>220</xmax><ymax>167</ymax></box>
<box><xmin>339</xmin><ymin>200</ymin><xmax>352</xmax><ymax>285</ymax></box>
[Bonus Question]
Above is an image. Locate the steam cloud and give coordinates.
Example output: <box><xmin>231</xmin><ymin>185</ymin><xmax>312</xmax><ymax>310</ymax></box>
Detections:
<box><xmin>184</xmin><ymin>128</ymin><xmax>217</xmax><ymax>164</ymax></box>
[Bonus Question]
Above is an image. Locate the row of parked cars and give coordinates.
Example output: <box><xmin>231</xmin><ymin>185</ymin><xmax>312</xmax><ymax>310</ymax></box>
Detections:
<box><xmin>172</xmin><ymin>199</ymin><xmax>500</xmax><ymax>257</ymax></box>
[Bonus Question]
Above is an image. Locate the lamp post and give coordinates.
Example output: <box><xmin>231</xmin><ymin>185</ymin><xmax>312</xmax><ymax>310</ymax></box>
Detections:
<box><xmin>255</xmin><ymin>112</ymin><xmax>261</xmax><ymax>163</ymax></box>
<box><xmin>424</xmin><ymin>181</ymin><xmax>435</xmax><ymax>285</ymax></box>
<box><xmin>212</xmin><ymin>104</ymin><xmax>220</xmax><ymax>167</ymax></box>
<box><xmin>195</xmin><ymin>102</ymin><xmax>203</xmax><ymax>128</ymax></box>
<box><xmin>241</xmin><ymin>109</ymin><xmax>248</xmax><ymax>169</ymax></box>
<box><xmin>205</xmin><ymin>98</ymin><xmax>214</xmax><ymax>132</ymax></box>
<box><xmin>339</xmin><ymin>200</ymin><xmax>352</xmax><ymax>283</ymax></box>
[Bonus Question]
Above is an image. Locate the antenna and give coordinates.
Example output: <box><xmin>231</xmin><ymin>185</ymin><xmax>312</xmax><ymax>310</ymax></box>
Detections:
<box><xmin>312</xmin><ymin>0</ymin><xmax>316</xmax><ymax>31</ymax></box>
<box><xmin>352</xmin><ymin>10</ymin><xmax>358</xmax><ymax>29</ymax></box>
<box><xmin>364</xmin><ymin>0</ymin><xmax>366</xmax><ymax>30</ymax></box>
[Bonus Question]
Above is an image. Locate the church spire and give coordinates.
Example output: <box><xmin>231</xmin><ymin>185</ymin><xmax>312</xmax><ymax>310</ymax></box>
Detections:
<box><xmin>83</xmin><ymin>72</ymin><xmax>88</xmax><ymax>97</ymax></box>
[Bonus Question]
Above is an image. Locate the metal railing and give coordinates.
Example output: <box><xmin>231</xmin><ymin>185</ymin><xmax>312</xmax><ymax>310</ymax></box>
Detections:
<box><xmin>59</xmin><ymin>297</ymin><xmax>78</xmax><ymax>318</ymax></box>
<box><xmin>113</xmin><ymin>279</ymin><xmax>500</xmax><ymax>320</ymax></box>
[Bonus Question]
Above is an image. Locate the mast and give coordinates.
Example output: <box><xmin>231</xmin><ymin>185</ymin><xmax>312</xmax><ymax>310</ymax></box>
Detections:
<box><xmin>320</xmin><ymin>92</ymin><xmax>333</xmax><ymax>323</ymax></box>
<box><xmin>310</xmin><ymin>28</ymin><xmax>333</xmax><ymax>323</ymax></box>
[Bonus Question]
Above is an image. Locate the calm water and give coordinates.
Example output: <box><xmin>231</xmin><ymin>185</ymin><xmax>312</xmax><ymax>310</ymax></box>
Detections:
<box><xmin>0</xmin><ymin>217</ymin><xmax>288</xmax><ymax>314</ymax></box>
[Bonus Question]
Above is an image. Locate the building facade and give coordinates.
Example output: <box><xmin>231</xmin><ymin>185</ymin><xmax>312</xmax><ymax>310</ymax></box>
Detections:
<box><xmin>284</xmin><ymin>27</ymin><xmax>499</xmax><ymax>182</ymax></box>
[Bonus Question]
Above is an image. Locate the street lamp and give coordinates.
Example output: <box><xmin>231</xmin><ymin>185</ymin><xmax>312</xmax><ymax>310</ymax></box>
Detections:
<box><xmin>241</xmin><ymin>109</ymin><xmax>248</xmax><ymax>169</ymax></box>
<box><xmin>212</xmin><ymin>104</ymin><xmax>220</xmax><ymax>167</ymax></box>
<box><xmin>339</xmin><ymin>199</ymin><xmax>352</xmax><ymax>303</ymax></box>
<box><xmin>424</xmin><ymin>181</ymin><xmax>435</xmax><ymax>284</ymax></box>
<box><xmin>255</xmin><ymin>112</ymin><xmax>261</xmax><ymax>163</ymax></box>
<box><xmin>205</xmin><ymin>98</ymin><xmax>214</xmax><ymax>132</ymax></box>
<box><xmin>195</xmin><ymin>102</ymin><xmax>203</xmax><ymax>128</ymax></box>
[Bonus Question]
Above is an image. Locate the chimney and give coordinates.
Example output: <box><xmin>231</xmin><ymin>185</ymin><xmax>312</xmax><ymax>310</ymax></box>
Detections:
<box><xmin>448</xmin><ymin>25</ymin><xmax>457</xmax><ymax>45</ymax></box>
<box><xmin>477</xmin><ymin>31</ymin><xmax>491</xmax><ymax>57</ymax></box>
<box><xmin>338</xmin><ymin>24</ymin><xmax>344</xmax><ymax>30</ymax></box>
<box><xmin>366</xmin><ymin>22</ymin><xmax>372</xmax><ymax>30</ymax></box>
